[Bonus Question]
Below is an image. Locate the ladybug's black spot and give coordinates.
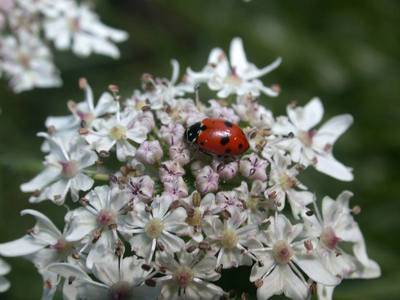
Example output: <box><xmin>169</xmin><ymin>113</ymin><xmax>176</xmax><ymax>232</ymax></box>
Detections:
<box><xmin>220</xmin><ymin>136</ymin><xmax>230</xmax><ymax>145</ymax></box>
<box><xmin>225</xmin><ymin>148</ymin><xmax>231</xmax><ymax>154</ymax></box>
<box><xmin>224</xmin><ymin>121</ymin><xmax>233</xmax><ymax>127</ymax></box>
<box><xmin>238</xmin><ymin>143</ymin><xmax>243</xmax><ymax>149</ymax></box>
<box><xmin>200</xmin><ymin>141</ymin><xmax>205</xmax><ymax>146</ymax></box>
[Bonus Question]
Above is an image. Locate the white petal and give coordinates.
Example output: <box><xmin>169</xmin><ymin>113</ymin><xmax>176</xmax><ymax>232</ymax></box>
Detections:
<box><xmin>313</xmin><ymin>114</ymin><xmax>353</xmax><ymax>151</ymax></box>
<box><xmin>229</xmin><ymin>37</ymin><xmax>248</xmax><ymax>75</ymax></box>
<box><xmin>0</xmin><ymin>236</ymin><xmax>46</xmax><ymax>257</ymax></box>
<box><xmin>20</xmin><ymin>166</ymin><xmax>60</xmax><ymax>192</ymax></box>
<box><xmin>47</xmin><ymin>263</ymin><xmax>92</xmax><ymax>281</ymax></box>
<box><xmin>280</xmin><ymin>264</ymin><xmax>309</xmax><ymax>300</ymax></box>
<box><xmin>288</xmin><ymin>97</ymin><xmax>324</xmax><ymax>131</ymax></box>
<box><xmin>314</xmin><ymin>154</ymin><xmax>353</xmax><ymax>181</ymax></box>
<box><xmin>256</xmin><ymin>266</ymin><xmax>283</xmax><ymax>300</ymax></box>
<box><xmin>0</xmin><ymin>277</ymin><xmax>10</xmax><ymax>293</ymax></box>
<box><xmin>293</xmin><ymin>254</ymin><xmax>340</xmax><ymax>285</ymax></box>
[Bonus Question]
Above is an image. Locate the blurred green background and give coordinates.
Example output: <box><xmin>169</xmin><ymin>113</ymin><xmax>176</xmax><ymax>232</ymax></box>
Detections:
<box><xmin>1</xmin><ymin>0</ymin><xmax>399</xmax><ymax>299</ymax></box>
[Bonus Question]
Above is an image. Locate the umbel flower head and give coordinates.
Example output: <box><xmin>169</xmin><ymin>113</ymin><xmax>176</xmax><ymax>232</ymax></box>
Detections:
<box><xmin>0</xmin><ymin>37</ymin><xmax>380</xmax><ymax>299</ymax></box>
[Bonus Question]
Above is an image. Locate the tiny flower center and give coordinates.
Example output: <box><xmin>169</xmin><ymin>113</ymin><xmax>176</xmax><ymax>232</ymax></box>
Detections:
<box><xmin>110</xmin><ymin>281</ymin><xmax>132</xmax><ymax>300</ymax></box>
<box><xmin>52</xmin><ymin>238</ymin><xmax>72</xmax><ymax>254</ymax></box>
<box><xmin>18</xmin><ymin>53</ymin><xmax>31</xmax><ymax>68</ymax></box>
<box><xmin>298</xmin><ymin>130</ymin><xmax>315</xmax><ymax>147</ymax></box>
<box><xmin>279</xmin><ymin>173</ymin><xmax>296</xmax><ymax>190</ymax></box>
<box><xmin>186</xmin><ymin>208</ymin><xmax>202</xmax><ymax>227</ymax></box>
<box><xmin>145</xmin><ymin>218</ymin><xmax>164</xmax><ymax>239</ymax></box>
<box><xmin>69</xmin><ymin>17</ymin><xmax>81</xmax><ymax>32</ymax></box>
<box><xmin>220</xmin><ymin>228</ymin><xmax>238</xmax><ymax>250</ymax></box>
<box><xmin>320</xmin><ymin>226</ymin><xmax>340</xmax><ymax>250</ymax></box>
<box><xmin>61</xmin><ymin>160</ymin><xmax>79</xmax><ymax>178</ymax></box>
<box><xmin>97</xmin><ymin>209</ymin><xmax>117</xmax><ymax>227</ymax></box>
<box><xmin>174</xmin><ymin>266</ymin><xmax>194</xmax><ymax>287</ymax></box>
<box><xmin>224</xmin><ymin>74</ymin><xmax>242</xmax><ymax>86</ymax></box>
<box><xmin>272</xmin><ymin>240</ymin><xmax>294</xmax><ymax>264</ymax></box>
<box><xmin>109</xmin><ymin>125</ymin><xmax>127</xmax><ymax>140</ymax></box>
<box><xmin>246</xmin><ymin>197</ymin><xmax>259</xmax><ymax>212</ymax></box>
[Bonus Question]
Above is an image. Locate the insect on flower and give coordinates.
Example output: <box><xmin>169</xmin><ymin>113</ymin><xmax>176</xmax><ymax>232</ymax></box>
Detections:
<box><xmin>185</xmin><ymin>118</ymin><xmax>250</xmax><ymax>157</ymax></box>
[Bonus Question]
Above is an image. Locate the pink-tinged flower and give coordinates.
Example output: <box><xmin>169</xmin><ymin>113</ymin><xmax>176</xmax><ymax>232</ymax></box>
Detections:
<box><xmin>155</xmin><ymin>251</ymin><xmax>224</xmax><ymax>299</ymax></box>
<box><xmin>0</xmin><ymin>210</ymin><xmax>81</xmax><ymax>298</ymax></box>
<box><xmin>203</xmin><ymin>210</ymin><xmax>257</xmax><ymax>268</ymax></box>
<box><xmin>0</xmin><ymin>0</ymin><xmax>14</xmax><ymax>12</ymax></box>
<box><xmin>266</xmin><ymin>154</ymin><xmax>313</xmax><ymax>218</ymax></box>
<box><xmin>240</xmin><ymin>153</ymin><xmax>268</xmax><ymax>181</ymax></box>
<box><xmin>195</xmin><ymin>166</ymin><xmax>219</xmax><ymax>194</ymax></box>
<box><xmin>136</xmin><ymin>140</ymin><xmax>163</xmax><ymax>165</ymax></box>
<box><xmin>212</xmin><ymin>159</ymin><xmax>239</xmax><ymax>181</ymax></box>
<box><xmin>301</xmin><ymin>191</ymin><xmax>380</xmax><ymax>299</ymax></box>
<box><xmin>126</xmin><ymin>110</ymin><xmax>155</xmax><ymax>134</ymax></box>
<box><xmin>48</xmin><ymin>251</ymin><xmax>160</xmax><ymax>300</ymax></box>
<box><xmin>156</xmin><ymin>99</ymin><xmax>205</xmax><ymax>126</ymax></box>
<box><xmin>215</xmin><ymin>191</ymin><xmax>243</xmax><ymax>214</ymax></box>
<box><xmin>43</xmin><ymin>3</ymin><xmax>128</xmax><ymax>58</ymax></box>
<box><xmin>206</xmin><ymin>100</ymin><xmax>240</xmax><ymax>123</ymax></box>
<box><xmin>64</xmin><ymin>185</ymin><xmax>132</xmax><ymax>268</ymax></box>
<box><xmin>158</xmin><ymin>123</ymin><xmax>185</xmax><ymax>145</ymax></box>
<box><xmin>120</xmin><ymin>196</ymin><xmax>188</xmax><ymax>262</ymax></box>
<box><xmin>272</xmin><ymin>97</ymin><xmax>354</xmax><ymax>181</ymax></box>
<box><xmin>20</xmin><ymin>134</ymin><xmax>97</xmax><ymax>204</ymax></box>
<box><xmin>126</xmin><ymin>175</ymin><xmax>155</xmax><ymax>204</ymax></box>
<box><xmin>0</xmin><ymin>258</ymin><xmax>10</xmax><ymax>293</ymax></box>
<box><xmin>159</xmin><ymin>160</ymin><xmax>185</xmax><ymax>182</ymax></box>
<box><xmin>235</xmin><ymin>180</ymin><xmax>269</xmax><ymax>225</ymax></box>
<box><xmin>187</xmin><ymin>37</ymin><xmax>281</xmax><ymax>98</ymax></box>
<box><xmin>169</xmin><ymin>142</ymin><xmax>191</xmax><ymax>166</ymax></box>
<box><xmin>162</xmin><ymin>177</ymin><xmax>188</xmax><ymax>200</ymax></box>
<box><xmin>250</xmin><ymin>214</ymin><xmax>339</xmax><ymax>300</ymax></box>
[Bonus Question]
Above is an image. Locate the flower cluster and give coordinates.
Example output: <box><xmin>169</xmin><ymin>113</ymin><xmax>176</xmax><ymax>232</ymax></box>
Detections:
<box><xmin>0</xmin><ymin>0</ymin><xmax>127</xmax><ymax>93</ymax></box>
<box><xmin>0</xmin><ymin>38</ymin><xmax>380</xmax><ymax>299</ymax></box>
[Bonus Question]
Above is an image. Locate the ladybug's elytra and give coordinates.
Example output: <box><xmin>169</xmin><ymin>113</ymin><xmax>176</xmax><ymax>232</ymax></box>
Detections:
<box><xmin>185</xmin><ymin>118</ymin><xmax>250</xmax><ymax>156</ymax></box>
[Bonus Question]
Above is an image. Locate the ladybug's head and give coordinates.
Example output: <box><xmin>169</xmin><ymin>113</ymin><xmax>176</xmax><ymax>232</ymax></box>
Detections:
<box><xmin>185</xmin><ymin>121</ymin><xmax>202</xmax><ymax>143</ymax></box>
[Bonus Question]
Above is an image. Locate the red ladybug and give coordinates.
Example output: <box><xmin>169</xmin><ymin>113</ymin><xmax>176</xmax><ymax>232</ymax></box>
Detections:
<box><xmin>185</xmin><ymin>118</ymin><xmax>249</xmax><ymax>156</ymax></box>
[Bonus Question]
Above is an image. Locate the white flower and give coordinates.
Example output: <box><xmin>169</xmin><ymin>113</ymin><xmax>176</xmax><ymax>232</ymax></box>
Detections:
<box><xmin>64</xmin><ymin>185</ymin><xmax>132</xmax><ymax>268</ymax></box>
<box><xmin>301</xmin><ymin>191</ymin><xmax>380</xmax><ymax>299</ymax></box>
<box><xmin>126</xmin><ymin>175</ymin><xmax>155</xmax><ymax>204</ymax></box>
<box><xmin>120</xmin><ymin>197</ymin><xmax>188</xmax><ymax>262</ymax></box>
<box><xmin>250</xmin><ymin>214</ymin><xmax>340</xmax><ymax>300</ymax></box>
<box><xmin>187</xmin><ymin>37</ymin><xmax>281</xmax><ymax>97</ymax></box>
<box><xmin>0</xmin><ymin>258</ymin><xmax>10</xmax><ymax>293</ymax></box>
<box><xmin>0</xmin><ymin>31</ymin><xmax>61</xmax><ymax>92</ymax></box>
<box><xmin>233</xmin><ymin>94</ymin><xmax>275</xmax><ymax>128</ymax></box>
<box><xmin>85</xmin><ymin>105</ymin><xmax>147</xmax><ymax>161</ymax></box>
<box><xmin>45</xmin><ymin>78</ymin><xmax>118</xmax><ymax>133</ymax></box>
<box><xmin>272</xmin><ymin>97</ymin><xmax>354</xmax><ymax>181</ymax></box>
<box><xmin>155</xmin><ymin>251</ymin><xmax>224</xmax><ymax>300</ymax></box>
<box><xmin>206</xmin><ymin>99</ymin><xmax>240</xmax><ymax>123</ymax></box>
<box><xmin>266</xmin><ymin>154</ymin><xmax>313</xmax><ymax>218</ymax></box>
<box><xmin>203</xmin><ymin>211</ymin><xmax>257</xmax><ymax>268</ymax></box>
<box><xmin>44</xmin><ymin>3</ymin><xmax>128</xmax><ymax>58</ymax></box>
<box><xmin>0</xmin><ymin>209</ymin><xmax>81</xmax><ymax>298</ymax></box>
<box><xmin>20</xmin><ymin>134</ymin><xmax>97</xmax><ymax>204</ymax></box>
<box><xmin>48</xmin><ymin>251</ymin><xmax>160</xmax><ymax>300</ymax></box>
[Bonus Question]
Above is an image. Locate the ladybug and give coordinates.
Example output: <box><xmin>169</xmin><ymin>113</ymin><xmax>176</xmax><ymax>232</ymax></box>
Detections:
<box><xmin>185</xmin><ymin>118</ymin><xmax>249</xmax><ymax>156</ymax></box>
